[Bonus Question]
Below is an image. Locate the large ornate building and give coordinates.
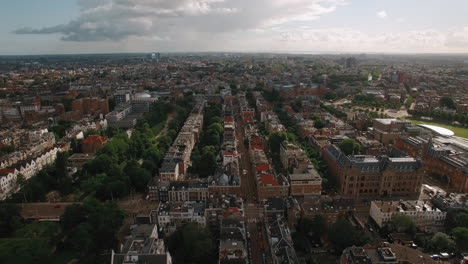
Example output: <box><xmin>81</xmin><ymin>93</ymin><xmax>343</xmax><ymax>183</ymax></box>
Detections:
<box><xmin>323</xmin><ymin>145</ymin><xmax>423</xmax><ymax>198</ymax></box>
<box><xmin>396</xmin><ymin>135</ymin><xmax>468</xmax><ymax>192</ymax></box>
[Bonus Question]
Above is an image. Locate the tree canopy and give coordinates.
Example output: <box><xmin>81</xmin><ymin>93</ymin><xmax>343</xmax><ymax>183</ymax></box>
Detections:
<box><xmin>440</xmin><ymin>97</ymin><xmax>456</xmax><ymax>109</ymax></box>
<box><xmin>338</xmin><ymin>139</ymin><xmax>361</xmax><ymax>156</ymax></box>
<box><xmin>328</xmin><ymin>219</ymin><xmax>369</xmax><ymax>252</ymax></box>
<box><xmin>0</xmin><ymin>204</ymin><xmax>23</xmax><ymax>237</ymax></box>
<box><xmin>165</xmin><ymin>223</ymin><xmax>215</xmax><ymax>264</ymax></box>
<box><xmin>390</xmin><ymin>215</ymin><xmax>416</xmax><ymax>235</ymax></box>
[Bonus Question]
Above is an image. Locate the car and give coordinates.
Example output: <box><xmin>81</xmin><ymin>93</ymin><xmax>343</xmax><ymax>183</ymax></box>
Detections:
<box><xmin>440</xmin><ymin>253</ymin><xmax>449</xmax><ymax>260</ymax></box>
<box><xmin>431</xmin><ymin>254</ymin><xmax>440</xmax><ymax>260</ymax></box>
<box><xmin>243</xmin><ymin>169</ymin><xmax>247</xmax><ymax>175</ymax></box>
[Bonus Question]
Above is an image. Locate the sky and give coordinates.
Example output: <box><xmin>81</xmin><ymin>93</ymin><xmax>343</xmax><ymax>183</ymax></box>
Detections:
<box><xmin>1</xmin><ymin>0</ymin><xmax>468</xmax><ymax>55</ymax></box>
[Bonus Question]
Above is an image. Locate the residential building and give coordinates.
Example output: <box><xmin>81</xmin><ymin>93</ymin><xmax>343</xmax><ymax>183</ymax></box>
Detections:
<box><xmin>71</xmin><ymin>97</ymin><xmax>109</xmax><ymax>117</ymax></box>
<box><xmin>218</xmin><ymin>220</ymin><xmax>249</xmax><ymax>264</ymax></box>
<box><xmin>67</xmin><ymin>153</ymin><xmax>95</xmax><ymax>169</ymax></box>
<box><xmin>301</xmin><ymin>197</ymin><xmax>354</xmax><ymax>226</ymax></box>
<box><xmin>111</xmin><ymin>224</ymin><xmax>172</xmax><ymax>264</ymax></box>
<box><xmin>81</xmin><ymin>135</ymin><xmax>107</xmax><ymax>154</ymax></box>
<box><xmin>280</xmin><ymin>141</ymin><xmax>322</xmax><ymax>196</ymax></box>
<box><xmin>151</xmin><ymin>180</ymin><xmax>209</xmax><ymax>202</ymax></box>
<box><xmin>370</xmin><ymin>200</ymin><xmax>446</xmax><ymax>233</ymax></box>
<box><xmin>340</xmin><ymin>244</ymin><xmax>435</xmax><ymax>264</ymax></box>
<box><xmin>158</xmin><ymin>98</ymin><xmax>205</xmax><ymax>180</ymax></box>
<box><xmin>266</xmin><ymin>216</ymin><xmax>299</xmax><ymax>264</ymax></box>
<box><xmin>155</xmin><ymin>201</ymin><xmax>206</xmax><ymax>234</ymax></box>
<box><xmin>372</xmin><ymin>119</ymin><xmax>411</xmax><ymax>145</ymax></box>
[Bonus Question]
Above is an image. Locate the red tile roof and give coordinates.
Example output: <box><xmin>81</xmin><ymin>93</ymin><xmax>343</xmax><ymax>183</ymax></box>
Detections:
<box><xmin>82</xmin><ymin>135</ymin><xmax>107</xmax><ymax>145</ymax></box>
<box><xmin>244</xmin><ymin>118</ymin><xmax>254</xmax><ymax>123</ymax></box>
<box><xmin>243</xmin><ymin>112</ymin><xmax>254</xmax><ymax>117</ymax></box>
<box><xmin>260</xmin><ymin>174</ymin><xmax>279</xmax><ymax>186</ymax></box>
<box><xmin>250</xmin><ymin>145</ymin><xmax>263</xmax><ymax>150</ymax></box>
<box><xmin>224</xmin><ymin>117</ymin><xmax>234</xmax><ymax>123</ymax></box>
<box><xmin>223</xmin><ymin>207</ymin><xmax>240</xmax><ymax>216</ymax></box>
<box><xmin>251</xmin><ymin>137</ymin><xmax>262</xmax><ymax>144</ymax></box>
<box><xmin>255</xmin><ymin>163</ymin><xmax>270</xmax><ymax>172</ymax></box>
<box><xmin>0</xmin><ymin>168</ymin><xmax>16</xmax><ymax>175</ymax></box>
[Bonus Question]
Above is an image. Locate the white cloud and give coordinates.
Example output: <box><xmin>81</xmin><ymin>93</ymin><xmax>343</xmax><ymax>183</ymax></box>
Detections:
<box><xmin>9</xmin><ymin>0</ymin><xmax>468</xmax><ymax>53</ymax></box>
<box><xmin>13</xmin><ymin>0</ymin><xmax>346</xmax><ymax>41</ymax></box>
<box><xmin>275</xmin><ymin>27</ymin><xmax>468</xmax><ymax>53</ymax></box>
<box><xmin>376</xmin><ymin>10</ymin><xmax>388</xmax><ymax>18</ymax></box>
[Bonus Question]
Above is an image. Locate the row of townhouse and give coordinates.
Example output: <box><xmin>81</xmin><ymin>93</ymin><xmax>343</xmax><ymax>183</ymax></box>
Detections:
<box><xmin>0</xmin><ymin>131</ymin><xmax>55</xmax><ymax>169</ymax></box>
<box><xmin>0</xmin><ymin>147</ymin><xmax>60</xmax><ymax>198</ymax></box>
<box><xmin>279</xmin><ymin>141</ymin><xmax>322</xmax><ymax>196</ymax></box>
<box><xmin>208</xmin><ymin>95</ymin><xmax>242</xmax><ymax>197</ymax></box>
<box><xmin>370</xmin><ymin>200</ymin><xmax>446</xmax><ymax>233</ymax></box>
<box><xmin>159</xmin><ymin>98</ymin><xmax>205</xmax><ymax>181</ymax></box>
<box><xmin>266</xmin><ymin>216</ymin><xmax>300</xmax><ymax>264</ymax></box>
<box><xmin>150</xmin><ymin>180</ymin><xmax>209</xmax><ymax>202</ymax></box>
<box><xmin>152</xmin><ymin>195</ymin><xmax>244</xmax><ymax>235</ymax></box>
<box><xmin>246</xmin><ymin>93</ymin><xmax>289</xmax><ymax>200</ymax></box>
<box><xmin>218</xmin><ymin>220</ymin><xmax>249</xmax><ymax>264</ymax></box>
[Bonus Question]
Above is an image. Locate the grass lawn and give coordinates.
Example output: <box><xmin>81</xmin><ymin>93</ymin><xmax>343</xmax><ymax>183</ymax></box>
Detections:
<box><xmin>403</xmin><ymin>117</ymin><xmax>468</xmax><ymax>139</ymax></box>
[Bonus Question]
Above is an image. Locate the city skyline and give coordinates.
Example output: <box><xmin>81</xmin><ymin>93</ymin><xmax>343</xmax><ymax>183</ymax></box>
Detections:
<box><xmin>1</xmin><ymin>0</ymin><xmax>468</xmax><ymax>55</ymax></box>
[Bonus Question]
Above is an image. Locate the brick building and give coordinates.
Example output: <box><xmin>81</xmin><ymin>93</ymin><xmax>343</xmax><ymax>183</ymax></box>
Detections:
<box><xmin>323</xmin><ymin>145</ymin><xmax>423</xmax><ymax>198</ymax></box>
<box><xmin>150</xmin><ymin>180</ymin><xmax>209</xmax><ymax>202</ymax></box>
<box><xmin>372</xmin><ymin>119</ymin><xmax>411</xmax><ymax>145</ymax></box>
<box><xmin>72</xmin><ymin>97</ymin><xmax>109</xmax><ymax>117</ymax></box>
<box><xmin>280</xmin><ymin>141</ymin><xmax>322</xmax><ymax>196</ymax></box>
<box><xmin>81</xmin><ymin>135</ymin><xmax>107</xmax><ymax>154</ymax></box>
<box><xmin>395</xmin><ymin>135</ymin><xmax>468</xmax><ymax>193</ymax></box>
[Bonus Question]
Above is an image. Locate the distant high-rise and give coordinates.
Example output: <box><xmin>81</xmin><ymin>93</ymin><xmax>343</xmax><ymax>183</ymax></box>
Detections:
<box><xmin>148</xmin><ymin>52</ymin><xmax>160</xmax><ymax>62</ymax></box>
<box><xmin>113</xmin><ymin>91</ymin><xmax>130</xmax><ymax>106</ymax></box>
<box><xmin>346</xmin><ymin>57</ymin><xmax>357</xmax><ymax>68</ymax></box>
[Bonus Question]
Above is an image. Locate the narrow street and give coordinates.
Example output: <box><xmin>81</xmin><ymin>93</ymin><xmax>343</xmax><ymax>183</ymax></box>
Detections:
<box><xmin>234</xmin><ymin>97</ymin><xmax>257</xmax><ymax>202</ymax></box>
<box><xmin>233</xmin><ymin>95</ymin><xmax>273</xmax><ymax>264</ymax></box>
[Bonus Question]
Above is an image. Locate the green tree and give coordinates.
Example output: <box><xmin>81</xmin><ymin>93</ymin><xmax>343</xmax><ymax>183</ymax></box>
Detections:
<box><xmin>313</xmin><ymin>119</ymin><xmax>325</xmax><ymax>129</ymax></box>
<box><xmin>61</xmin><ymin>204</ymin><xmax>87</xmax><ymax>230</ymax></box>
<box><xmin>440</xmin><ymin>97</ymin><xmax>456</xmax><ymax>109</ymax></box>
<box><xmin>338</xmin><ymin>139</ymin><xmax>361</xmax><ymax>155</ymax></box>
<box><xmin>208</xmin><ymin>123</ymin><xmax>223</xmax><ymax>134</ymax></box>
<box><xmin>455</xmin><ymin>212</ymin><xmax>468</xmax><ymax>228</ymax></box>
<box><xmin>0</xmin><ymin>237</ymin><xmax>50</xmax><ymax>263</ymax></box>
<box><xmin>268</xmin><ymin>132</ymin><xmax>287</xmax><ymax>154</ymax></box>
<box><xmin>193</xmin><ymin>146</ymin><xmax>217</xmax><ymax>178</ymax></box>
<box><xmin>428</xmin><ymin>232</ymin><xmax>456</xmax><ymax>253</ymax></box>
<box><xmin>166</xmin><ymin>223</ymin><xmax>215</xmax><ymax>264</ymax></box>
<box><xmin>391</xmin><ymin>215</ymin><xmax>416</xmax><ymax>235</ymax></box>
<box><xmin>328</xmin><ymin>219</ymin><xmax>368</xmax><ymax>252</ymax></box>
<box><xmin>300</xmin><ymin>216</ymin><xmax>327</xmax><ymax>240</ymax></box>
<box><xmin>14</xmin><ymin>221</ymin><xmax>59</xmax><ymax>241</ymax></box>
<box><xmin>15</xmin><ymin>174</ymin><xmax>26</xmax><ymax>189</ymax></box>
<box><xmin>105</xmin><ymin>124</ymin><xmax>120</xmax><ymax>138</ymax></box>
<box><xmin>64</xmin><ymin>223</ymin><xmax>95</xmax><ymax>257</ymax></box>
<box><xmin>453</xmin><ymin>227</ymin><xmax>468</xmax><ymax>251</ymax></box>
<box><xmin>125</xmin><ymin>163</ymin><xmax>152</xmax><ymax>192</ymax></box>
<box><xmin>0</xmin><ymin>204</ymin><xmax>23</xmax><ymax>237</ymax></box>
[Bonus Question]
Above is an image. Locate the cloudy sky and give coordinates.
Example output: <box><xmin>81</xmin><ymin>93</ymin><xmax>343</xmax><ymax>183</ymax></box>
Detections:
<box><xmin>1</xmin><ymin>0</ymin><xmax>468</xmax><ymax>55</ymax></box>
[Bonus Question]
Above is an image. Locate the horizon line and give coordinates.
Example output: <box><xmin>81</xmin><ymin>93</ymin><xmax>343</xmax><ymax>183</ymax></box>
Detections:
<box><xmin>1</xmin><ymin>51</ymin><xmax>468</xmax><ymax>57</ymax></box>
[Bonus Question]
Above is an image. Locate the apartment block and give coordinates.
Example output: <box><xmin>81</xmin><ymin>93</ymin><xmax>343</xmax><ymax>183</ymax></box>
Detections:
<box><xmin>370</xmin><ymin>200</ymin><xmax>446</xmax><ymax>233</ymax></box>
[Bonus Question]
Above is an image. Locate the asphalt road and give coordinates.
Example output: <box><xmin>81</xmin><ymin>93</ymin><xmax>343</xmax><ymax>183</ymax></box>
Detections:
<box><xmin>233</xmin><ymin>96</ymin><xmax>258</xmax><ymax>203</ymax></box>
<box><xmin>234</xmin><ymin>96</ymin><xmax>273</xmax><ymax>264</ymax></box>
